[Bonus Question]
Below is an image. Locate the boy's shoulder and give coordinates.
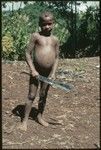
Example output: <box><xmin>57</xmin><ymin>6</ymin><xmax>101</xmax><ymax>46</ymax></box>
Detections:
<box><xmin>51</xmin><ymin>35</ymin><xmax>59</xmax><ymax>43</ymax></box>
<box><xmin>31</xmin><ymin>32</ymin><xmax>39</xmax><ymax>38</ymax></box>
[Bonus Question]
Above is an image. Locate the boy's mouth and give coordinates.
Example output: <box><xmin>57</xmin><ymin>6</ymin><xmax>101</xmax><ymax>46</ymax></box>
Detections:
<box><xmin>44</xmin><ymin>28</ymin><xmax>52</xmax><ymax>32</ymax></box>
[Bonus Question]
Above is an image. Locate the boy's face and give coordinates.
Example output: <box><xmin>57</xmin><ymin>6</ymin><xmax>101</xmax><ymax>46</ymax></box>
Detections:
<box><xmin>40</xmin><ymin>17</ymin><xmax>53</xmax><ymax>33</ymax></box>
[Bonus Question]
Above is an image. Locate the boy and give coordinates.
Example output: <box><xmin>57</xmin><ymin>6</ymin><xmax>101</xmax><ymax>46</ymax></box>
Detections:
<box><xmin>18</xmin><ymin>11</ymin><xmax>59</xmax><ymax>131</ymax></box>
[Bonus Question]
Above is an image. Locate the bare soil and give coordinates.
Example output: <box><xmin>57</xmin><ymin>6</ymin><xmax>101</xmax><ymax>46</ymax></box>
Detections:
<box><xmin>2</xmin><ymin>57</ymin><xmax>100</xmax><ymax>149</ymax></box>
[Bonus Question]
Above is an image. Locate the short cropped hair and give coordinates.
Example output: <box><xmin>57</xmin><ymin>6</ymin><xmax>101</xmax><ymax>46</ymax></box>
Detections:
<box><xmin>39</xmin><ymin>11</ymin><xmax>54</xmax><ymax>26</ymax></box>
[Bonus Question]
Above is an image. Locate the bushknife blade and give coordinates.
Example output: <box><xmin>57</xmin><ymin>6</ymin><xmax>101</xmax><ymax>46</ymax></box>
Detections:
<box><xmin>21</xmin><ymin>71</ymin><xmax>74</xmax><ymax>92</ymax></box>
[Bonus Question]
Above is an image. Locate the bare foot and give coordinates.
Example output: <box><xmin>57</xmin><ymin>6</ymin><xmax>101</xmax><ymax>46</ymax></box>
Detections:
<box><xmin>37</xmin><ymin>115</ymin><xmax>49</xmax><ymax>127</ymax></box>
<box><xmin>17</xmin><ymin>122</ymin><xmax>27</xmax><ymax>131</ymax></box>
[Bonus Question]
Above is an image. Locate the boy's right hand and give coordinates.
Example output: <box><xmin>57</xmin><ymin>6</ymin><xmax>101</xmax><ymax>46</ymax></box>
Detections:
<box><xmin>31</xmin><ymin>70</ymin><xmax>39</xmax><ymax>78</ymax></box>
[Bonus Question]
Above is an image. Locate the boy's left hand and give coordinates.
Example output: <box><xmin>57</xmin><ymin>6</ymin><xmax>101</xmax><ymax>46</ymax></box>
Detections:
<box><xmin>49</xmin><ymin>74</ymin><xmax>56</xmax><ymax>80</ymax></box>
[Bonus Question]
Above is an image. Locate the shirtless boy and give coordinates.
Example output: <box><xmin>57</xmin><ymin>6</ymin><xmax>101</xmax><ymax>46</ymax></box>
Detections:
<box><xmin>18</xmin><ymin>11</ymin><xmax>59</xmax><ymax>131</ymax></box>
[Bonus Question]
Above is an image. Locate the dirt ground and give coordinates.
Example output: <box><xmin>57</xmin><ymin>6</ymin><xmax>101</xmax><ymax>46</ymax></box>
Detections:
<box><xmin>2</xmin><ymin>57</ymin><xmax>100</xmax><ymax>149</ymax></box>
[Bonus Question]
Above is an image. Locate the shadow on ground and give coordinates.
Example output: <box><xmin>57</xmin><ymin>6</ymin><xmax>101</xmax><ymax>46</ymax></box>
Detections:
<box><xmin>12</xmin><ymin>105</ymin><xmax>62</xmax><ymax>126</ymax></box>
<box><xmin>12</xmin><ymin>105</ymin><xmax>38</xmax><ymax>122</ymax></box>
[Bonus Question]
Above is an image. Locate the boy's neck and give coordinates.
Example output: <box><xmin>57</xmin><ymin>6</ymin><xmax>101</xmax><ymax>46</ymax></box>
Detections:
<box><xmin>39</xmin><ymin>31</ymin><xmax>51</xmax><ymax>36</ymax></box>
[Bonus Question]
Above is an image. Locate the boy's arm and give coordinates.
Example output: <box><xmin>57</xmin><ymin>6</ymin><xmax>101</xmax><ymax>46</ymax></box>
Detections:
<box><xmin>26</xmin><ymin>33</ymin><xmax>39</xmax><ymax>77</ymax></box>
<box><xmin>49</xmin><ymin>39</ymin><xmax>59</xmax><ymax>80</ymax></box>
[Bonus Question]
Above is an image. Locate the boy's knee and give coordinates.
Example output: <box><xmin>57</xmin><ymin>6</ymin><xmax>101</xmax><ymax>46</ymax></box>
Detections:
<box><xmin>40</xmin><ymin>90</ymin><xmax>48</xmax><ymax>98</ymax></box>
<box><xmin>39</xmin><ymin>91</ymin><xmax>46</xmax><ymax>98</ymax></box>
<box><xmin>28</xmin><ymin>93</ymin><xmax>36</xmax><ymax>100</ymax></box>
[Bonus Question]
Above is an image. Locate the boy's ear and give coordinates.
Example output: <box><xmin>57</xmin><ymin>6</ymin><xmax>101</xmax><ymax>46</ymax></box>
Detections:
<box><xmin>53</xmin><ymin>22</ymin><xmax>55</xmax><ymax>27</ymax></box>
<box><xmin>38</xmin><ymin>27</ymin><xmax>41</xmax><ymax>31</ymax></box>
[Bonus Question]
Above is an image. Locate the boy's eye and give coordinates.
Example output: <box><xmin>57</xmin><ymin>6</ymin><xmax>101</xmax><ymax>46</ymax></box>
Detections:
<box><xmin>43</xmin><ymin>23</ymin><xmax>52</xmax><ymax>26</ymax></box>
<box><xmin>47</xmin><ymin>23</ymin><xmax>52</xmax><ymax>25</ymax></box>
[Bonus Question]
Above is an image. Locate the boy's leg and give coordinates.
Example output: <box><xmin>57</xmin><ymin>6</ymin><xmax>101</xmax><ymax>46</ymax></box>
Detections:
<box><xmin>37</xmin><ymin>82</ymin><xmax>50</xmax><ymax>127</ymax></box>
<box><xmin>18</xmin><ymin>76</ymin><xmax>39</xmax><ymax>131</ymax></box>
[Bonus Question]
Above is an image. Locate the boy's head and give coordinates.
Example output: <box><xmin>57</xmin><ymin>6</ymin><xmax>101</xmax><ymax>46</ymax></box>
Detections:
<box><xmin>39</xmin><ymin>11</ymin><xmax>54</xmax><ymax>33</ymax></box>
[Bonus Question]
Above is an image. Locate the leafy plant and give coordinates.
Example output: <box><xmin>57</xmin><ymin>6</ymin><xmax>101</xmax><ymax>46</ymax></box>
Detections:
<box><xmin>2</xmin><ymin>1</ymin><xmax>100</xmax><ymax>60</ymax></box>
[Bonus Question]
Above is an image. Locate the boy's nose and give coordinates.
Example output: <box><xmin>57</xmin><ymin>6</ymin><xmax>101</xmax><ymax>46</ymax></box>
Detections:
<box><xmin>46</xmin><ymin>25</ymin><xmax>49</xmax><ymax>29</ymax></box>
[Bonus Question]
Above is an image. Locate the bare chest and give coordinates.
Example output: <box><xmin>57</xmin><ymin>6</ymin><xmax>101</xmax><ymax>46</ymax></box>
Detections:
<box><xmin>34</xmin><ymin>36</ymin><xmax>56</xmax><ymax>68</ymax></box>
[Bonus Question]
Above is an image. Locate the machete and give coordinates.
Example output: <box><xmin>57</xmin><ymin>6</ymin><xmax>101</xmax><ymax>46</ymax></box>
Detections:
<box><xmin>21</xmin><ymin>71</ymin><xmax>74</xmax><ymax>92</ymax></box>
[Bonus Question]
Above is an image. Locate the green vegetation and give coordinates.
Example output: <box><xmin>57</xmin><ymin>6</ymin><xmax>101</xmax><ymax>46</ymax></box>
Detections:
<box><xmin>2</xmin><ymin>1</ymin><xmax>100</xmax><ymax>60</ymax></box>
